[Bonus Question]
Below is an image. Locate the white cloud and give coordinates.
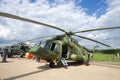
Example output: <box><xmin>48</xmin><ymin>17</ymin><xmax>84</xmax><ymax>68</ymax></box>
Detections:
<box><xmin>0</xmin><ymin>0</ymin><xmax>120</xmax><ymax>49</ymax></box>
<box><xmin>0</xmin><ymin>26</ymin><xmax>11</xmax><ymax>39</ymax></box>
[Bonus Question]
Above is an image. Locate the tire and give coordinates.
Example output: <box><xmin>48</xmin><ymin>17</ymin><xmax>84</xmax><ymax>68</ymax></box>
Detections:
<box><xmin>49</xmin><ymin>61</ymin><xmax>56</xmax><ymax>68</ymax></box>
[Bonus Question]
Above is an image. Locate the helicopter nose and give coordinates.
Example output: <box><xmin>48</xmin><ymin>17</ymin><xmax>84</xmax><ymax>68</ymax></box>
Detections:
<box><xmin>28</xmin><ymin>46</ymin><xmax>49</xmax><ymax>58</ymax></box>
<box><xmin>29</xmin><ymin>46</ymin><xmax>42</xmax><ymax>56</ymax></box>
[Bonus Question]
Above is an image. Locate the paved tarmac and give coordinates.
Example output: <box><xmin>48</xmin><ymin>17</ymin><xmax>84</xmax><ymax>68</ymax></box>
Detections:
<box><xmin>0</xmin><ymin>57</ymin><xmax>120</xmax><ymax>80</ymax></box>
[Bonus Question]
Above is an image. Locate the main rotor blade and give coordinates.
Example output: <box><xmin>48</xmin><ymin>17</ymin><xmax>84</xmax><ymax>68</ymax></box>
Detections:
<box><xmin>0</xmin><ymin>12</ymin><xmax>66</xmax><ymax>33</ymax></box>
<box><xmin>74</xmin><ymin>26</ymin><xmax>120</xmax><ymax>33</ymax></box>
<box><xmin>74</xmin><ymin>35</ymin><xmax>111</xmax><ymax>47</ymax></box>
<box><xmin>18</xmin><ymin>35</ymin><xmax>55</xmax><ymax>43</ymax></box>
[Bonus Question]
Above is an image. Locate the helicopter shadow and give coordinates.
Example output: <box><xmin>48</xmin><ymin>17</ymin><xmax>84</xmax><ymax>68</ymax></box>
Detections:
<box><xmin>55</xmin><ymin>61</ymin><xmax>84</xmax><ymax>69</ymax></box>
<box><xmin>4</xmin><ymin>65</ymin><xmax>51</xmax><ymax>80</ymax></box>
<box><xmin>57</xmin><ymin>62</ymin><xmax>84</xmax><ymax>69</ymax></box>
<box><xmin>37</xmin><ymin>61</ymin><xmax>84</xmax><ymax>69</ymax></box>
<box><xmin>67</xmin><ymin>61</ymin><xmax>84</xmax><ymax>66</ymax></box>
<box><xmin>3</xmin><ymin>62</ymin><xmax>85</xmax><ymax>80</ymax></box>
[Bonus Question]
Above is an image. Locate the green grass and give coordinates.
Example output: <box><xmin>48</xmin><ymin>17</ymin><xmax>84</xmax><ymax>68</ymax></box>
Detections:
<box><xmin>92</xmin><ymin>53</ymin><xmax>120</xmax><ymax>62</ymax></box>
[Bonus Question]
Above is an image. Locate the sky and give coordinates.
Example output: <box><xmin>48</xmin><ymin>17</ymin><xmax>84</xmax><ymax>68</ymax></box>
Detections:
<box><xmin>0</xmin><ymin>0</ymin><xmax>120</xmax><ymax>49</ymax></box>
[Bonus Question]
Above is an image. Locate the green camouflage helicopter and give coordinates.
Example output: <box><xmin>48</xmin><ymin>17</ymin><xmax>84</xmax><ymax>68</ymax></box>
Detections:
<box><xmin>11</xmin><ymin>42</ymin><xmax>31</xmax><ymax>57</ymax></box>
<box><xmin>0</xmin><ymin>12</ymin><xmax>120</xmax><ymax>68</ymax></box>
<box><xmin>1</xmin><ymin>42</ymin><xmax>31</xmax><ymax>58</ymax></box>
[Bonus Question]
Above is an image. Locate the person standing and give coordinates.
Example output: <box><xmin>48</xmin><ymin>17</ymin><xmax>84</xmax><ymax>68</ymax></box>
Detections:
<box><xmin>2</xmin><ymin>48</ymin><xmax>8</xmax><ymax>62</ymax></box>
<box><xmin>85</xmin><ymin>50</ymin><xmax>93</xmax><ymax>66</ymax></box>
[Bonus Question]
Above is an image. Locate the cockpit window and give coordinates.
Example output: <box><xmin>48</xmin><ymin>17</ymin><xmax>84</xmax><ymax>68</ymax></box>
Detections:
<box><xmin>44</xmin><ymin>42</ymin><xmax>51</xmax><ymax>49</ymax></box>
<box><xmin>40</xmin><ymin>41</ymin><xmax>60</xmax><ymax>52</ymax></box>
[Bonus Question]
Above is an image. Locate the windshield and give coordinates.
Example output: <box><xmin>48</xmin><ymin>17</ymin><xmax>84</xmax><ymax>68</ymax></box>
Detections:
<box><xmin>43</xmin><ymin>41</ymin><xmax>51</xmax><ymax>49</ymax></box>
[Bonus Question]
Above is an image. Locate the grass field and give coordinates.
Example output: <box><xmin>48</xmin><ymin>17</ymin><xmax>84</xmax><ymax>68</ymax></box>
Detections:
<box><xmin>92</xmin><ymin>53</ymin><xmax>120</xmax><ymax>62</ymax></box>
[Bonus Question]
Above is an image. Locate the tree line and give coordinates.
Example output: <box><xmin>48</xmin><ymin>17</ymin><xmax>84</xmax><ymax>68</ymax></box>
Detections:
<box><xmin>94</xmin><ymin>48</ymin><xmax>120</xmax><ymax>54</ymax></box>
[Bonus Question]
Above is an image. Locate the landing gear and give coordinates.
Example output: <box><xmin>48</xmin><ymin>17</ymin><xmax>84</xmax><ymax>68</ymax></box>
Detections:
<box><xmin>49</xmin><ymin>61</ymin><xmax>56</xmax><ymax>68</ymax></box>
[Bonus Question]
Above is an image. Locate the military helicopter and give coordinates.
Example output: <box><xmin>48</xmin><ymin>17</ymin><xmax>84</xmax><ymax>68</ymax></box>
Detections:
<box><xmin>0</xmin><ymin>12</ymin><xmax>120</xmax><ymax>68</ymax></box>
<box><xmin>1</xmin><ymin>42</ymin><xmax>31</xmax><ymax>58</ymax></box>
<box><xmin>11</xmin><ymin>42</ymin><xmax>31</xmax><ymax>57</ymax></box>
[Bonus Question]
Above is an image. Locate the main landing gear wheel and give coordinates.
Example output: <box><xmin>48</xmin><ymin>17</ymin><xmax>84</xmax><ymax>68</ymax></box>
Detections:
<box><xmin>49</xmin><ymin>61</ymin><xmax>56</xmax><ymax>68</ymax></box>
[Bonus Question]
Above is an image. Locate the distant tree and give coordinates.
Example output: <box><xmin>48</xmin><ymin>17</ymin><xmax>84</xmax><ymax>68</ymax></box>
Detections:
<box><xmin>95</xmin><ymin>48</ymin><xmax>120</xmax><ymax>54</ymax></box>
